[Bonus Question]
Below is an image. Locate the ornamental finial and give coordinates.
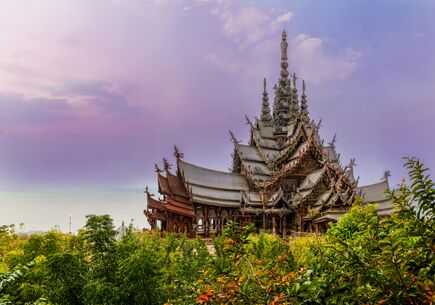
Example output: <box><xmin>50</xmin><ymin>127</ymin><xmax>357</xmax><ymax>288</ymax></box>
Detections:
<box><xmin>154</xmin><ymin>164</ymin><xmax>163</xmax><ymax>173</ymax></box>
<box><xmin>163</xmin><ymin>158</ymin><xmax>172</xmax><ymax>172</ymax></box>
<box><xmin>229</xmin><ymin>130</ymin><xmax>240</xmax><ymax>145</ymax></box>
<box><xmin>382</xmin><ymin>170</ymin><xmax>391</xmax><ymax>183</ymax></box>
<box><xmin>245</xmin><ymin>115</ymin><xmax>254</xmax><ymax>128</ymax></box>
<box><xmin>316</xmin><ymin>119</ymin><xmax>323</xmax><ymax>130</ymax></box>
<box><xmin>328</xmin><ymin>134</ymin><xmax>337</xmax><ymax>147</ymax></box>
<box><xmin>144</xmin><ymin>186</ymin><xmax>155</xmax><ymax>197</ymax></box>
<box><xmin>173</xmin><ymin>145</ymin><xmax>184</xmax><ymax>160</ymax></box>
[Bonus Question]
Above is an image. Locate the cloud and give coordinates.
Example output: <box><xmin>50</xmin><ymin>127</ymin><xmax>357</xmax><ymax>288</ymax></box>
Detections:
<box><xmin>0</xmin><ymin>94</ymin><xmax>73</xmax><ymax>125</ymax></box>
<box><xmin>214</xmin><ymin>5</ymin><xmax>270</xmax><ymax>47</ymax></box>
<box><xmin>54</xmin><ymin>79</ymin><xmax>144</xmax><ymax>120</ymax></box>
<box><xmin>0</xmin><ymin>79</ymin><xmax>143</xmax><ymax>126</ymax></box>
<box><xmin>203</xmin><ymin>50</ymin><xmax>240</xmax><ymax>74</ymax></box>
<box><xmin>290</xmin><ymin>34</ymin><xmax>361</xmax><ymax>82</ymax></box>
<box><xmin>0</xmin><ymin>62</ymin><xmax>41</xmax><ymax>78</ymax></box>
<box><xmin>197</xmin><ymin>2</ymin><xmax>360</xmax><ymax>83</ymax></box>
<box><xmin>272</xmin><ymin>11</ymin><xmax>294</xmax><ymax>26</ymax></box>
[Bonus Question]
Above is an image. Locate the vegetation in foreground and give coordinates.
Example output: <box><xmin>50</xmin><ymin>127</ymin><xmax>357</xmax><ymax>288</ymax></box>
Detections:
<box><xmin>0</xmin><ymin>157</ymin><xmax>434</xmax><ymax>305</ymax></box>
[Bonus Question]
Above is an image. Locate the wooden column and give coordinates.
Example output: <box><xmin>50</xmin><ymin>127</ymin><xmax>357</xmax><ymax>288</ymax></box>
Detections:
<box><xmin>272</xmin><ymin>215</ymin><xmax>277</xmax><ymax>236</ymax></box>
<box><xmin>217</xmin><ymin>208</ymin><xmax>222</xmax><ymax>235</ymax></box>
<box><xmin>282</xmin><ymin>216</ymin><xmax>287</xmax><ymax>239</ymax></box>
<box><xmin>204</xmin><ymin>206</ymin><xmax>209</xmax><ymax>238</ymax></box>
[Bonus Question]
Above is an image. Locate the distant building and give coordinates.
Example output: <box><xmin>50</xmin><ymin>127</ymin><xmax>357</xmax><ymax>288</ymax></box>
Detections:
<box><xmin>116</xmin><ymin>221</ymin><xmax>127</xmax><ymax>240</ymax></box>
<box><xmin>144</xmin><ymin>31</ymin><xmax>394</xmax><ymax>238</ymax></box>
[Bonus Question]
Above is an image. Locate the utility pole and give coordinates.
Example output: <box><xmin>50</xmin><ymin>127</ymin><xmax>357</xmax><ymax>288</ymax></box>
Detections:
<box><xmin>69</xmin><ymin>214</ymin><xmax>72</xmax><ymax>234</ymax></box>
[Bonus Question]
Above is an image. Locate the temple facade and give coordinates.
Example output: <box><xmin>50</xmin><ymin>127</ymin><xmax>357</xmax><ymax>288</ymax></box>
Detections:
<box><xmin>144</xmin><ymin>31</ymin><xmax>394</xmax><ymax>238</ymax></box>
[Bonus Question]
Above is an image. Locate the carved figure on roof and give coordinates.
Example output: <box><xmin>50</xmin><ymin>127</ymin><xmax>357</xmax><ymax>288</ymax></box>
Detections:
<box><xmin>144</xmin><ymin>186</ymin><xmax>155</xmax><ymax>198</ymax></box>
<box><xmin>229</xmin><ymin>130</ymin><xmax>240</xmax><ymax>144</ymax></box>
<box><xmin>155</xmin><ymin>164</ymin><xmax>163</xmax><ymax>173</ymax></box>
<box><xmin>173</xmin><ymin>145</ymin><xmax>184</xmax><ymax>161</ymax></box>
<box><xmin>382</xmin><ymin>170</ymin><xmax>391</xmax><ymax>183</ymax></box>
<box><xmin>328</xmin><ymin>134</ymin><xmax>337</xmax><ymax>147</ymax></box>
<box><xmin>163</xmin><ymin>158</ymin><xmax>172</xmax><ymax>172</ymax></box>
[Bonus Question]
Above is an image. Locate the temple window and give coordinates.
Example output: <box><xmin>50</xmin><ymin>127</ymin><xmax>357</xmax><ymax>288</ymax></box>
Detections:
<box><xmin>197</xmin><ymin>218</ymin><xmax>203</xmax><ymax>230</ymax></box>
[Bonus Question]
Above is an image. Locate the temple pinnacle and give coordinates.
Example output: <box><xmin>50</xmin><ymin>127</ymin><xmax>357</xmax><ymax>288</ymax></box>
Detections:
<box><xmin>280</xmin><ymin>30</ymin><xmax>289</xmax><ymax>81</ymax></box>
<box><xmin>289</xmin><ymin>73</ymin><xmax>299</xmax><ymax>121</ymax></box>
<box><xmin>300</xmin><ymin>79</ymin><xmax>309</xmax><ymax>123</ymax></box>
<box><xmin>261</xmin><ymin>78</ymin><xmax>272</xmax><ymax>121</ymax></box>
<box><xmin>292</xmin><ymin>73</ymin><xmax>297</xmax><ymax>88</ymax></box>
<box><xmin>274</xmin><ymin>31</ymin><xmax>291</xmax><ymax>126</ymax></box>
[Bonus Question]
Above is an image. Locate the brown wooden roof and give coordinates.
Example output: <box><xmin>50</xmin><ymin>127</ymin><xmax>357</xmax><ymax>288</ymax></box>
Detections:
<box><xmin>167</xmin><ymin>172</ymin><xmax>189</xmax><ymax>198</ymax></box>
<box><xmin>158</xmin><ymin>174</ymin><xmax>171</xmax><ymax>195</ymax></box>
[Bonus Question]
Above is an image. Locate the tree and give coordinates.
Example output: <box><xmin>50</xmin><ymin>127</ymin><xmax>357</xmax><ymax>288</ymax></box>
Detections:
<box><xmin>81</xmin><ymin>215</ymin><xmax>119</xmax><ymax>305</ymax></box>
<box><xmin>45</xmin><ymin>253</ymin><xmax>87</xmax><ymax>305</ymax></box>
<box><xmin>82</xmin><ymin>214</ymin><xmax>117</xmax><ymax>259</ymax></box>
<box><xmin>117</xmin><ymin>247</ymin><xmax>164</xmax><ymax>305</ymax></box>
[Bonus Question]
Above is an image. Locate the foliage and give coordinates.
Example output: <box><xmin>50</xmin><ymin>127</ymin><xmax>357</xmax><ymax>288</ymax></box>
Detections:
<box><xmin>0</xmin><ymin>158</ymin><xmax>433</xmax><ymax>304</ymax></box>
<box><xmin>193</xmin><ymin>158</ymin><xmax>434</xmax><ymax>304</ymax></box>
<box><xmin>45</xmin><ymin>253</ymin><xmax>87</xmax><ymax>305</ymax></box>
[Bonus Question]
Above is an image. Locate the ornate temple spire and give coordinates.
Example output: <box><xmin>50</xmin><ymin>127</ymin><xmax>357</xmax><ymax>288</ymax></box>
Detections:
<box><xmin>273</xmin><ymin>31</ymin><xmax>291</xmax><ymax>129</ymax></box>
<box><xmin>272</xmin><ymin>84</ymin><xmax>279</xmax><ymax>118</ymax></box>
<box><xmin>260</xmin><ymin>78</ymin><xmax>272</xmax><ymax>122</ymax></box>
<box><xmin>279</xmin><ymin>30</ymin><xmax>289</xmax><ymax>87</ymax></box>
<box><xmin>300</xmin><ymin>80</ymin><xmax>309</xmax><ymax>123</ymax></box>
<box><xmin>290</xmin><ymin>73</ymin><xmax>299</xmax><ymax>121</ymax></box>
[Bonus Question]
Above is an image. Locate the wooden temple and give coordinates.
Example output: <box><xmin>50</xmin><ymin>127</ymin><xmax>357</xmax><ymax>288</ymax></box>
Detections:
<box><xmin>144</xmin><ymin>31</ymin><xmax>394</xmax><ymax>238</ymax></box>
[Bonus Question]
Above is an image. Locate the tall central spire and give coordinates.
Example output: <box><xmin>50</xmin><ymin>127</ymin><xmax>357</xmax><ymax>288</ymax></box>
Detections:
<box><xmin>273</xmin><ymin>30</ymin><xmax>291</xmax><ymax>128</ymax></box>
<box><xmin>279</xmin><ymin>30</ymin><xmax>289</xmax><ymax>89</ymax></box>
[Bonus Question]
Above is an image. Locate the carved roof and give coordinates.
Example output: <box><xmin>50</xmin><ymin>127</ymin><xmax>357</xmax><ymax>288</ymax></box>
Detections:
<box><xmin>166</xmin><ymin>172</ymin><xmax>189</xmax><ymax>198</ymax></box>
<box><xmin>157</xmin><ymin>174</ymin><xmax>171</xmax><ymax>195</ymax></box>
<box><xmin>179</xmin><ymin>160</ymin><xmax>249</xmax><ymax>191</ymax></box>
<box><xmin>299</xmin><ymin>168</ymin><xmax>325</xmax><ymax>190</ymax></box>
<box><xmin>357</xmin><ymin>180</ymin><xmax>389</xmax><ymax>203</ymax></box>
<box><xmin>145</xmin><ymin>192</ymin><xmax>195</xmax><ymax>218</ymax></box>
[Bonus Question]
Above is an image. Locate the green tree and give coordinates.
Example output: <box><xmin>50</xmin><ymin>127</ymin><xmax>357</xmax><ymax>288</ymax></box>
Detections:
<box><xmin>45</xmin><ymin>252</ymin><xmax>87</xmax><ymax>305</ymax></box>
<box><xmin>82</xmin><ymin>214</ymin><xmax>117</xmax><ymax>259</ymax></box>
<box><xmin>117</xmin><ymin>246</ymin><xmax>164</xmax><ymax>305</ymax></box>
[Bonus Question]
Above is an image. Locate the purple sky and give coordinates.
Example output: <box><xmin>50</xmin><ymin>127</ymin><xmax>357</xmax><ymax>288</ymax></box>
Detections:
<box><xmin>1</xmin><ymin>0</ymin><xmax>434</xmax><ymax>230</ymax></box>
